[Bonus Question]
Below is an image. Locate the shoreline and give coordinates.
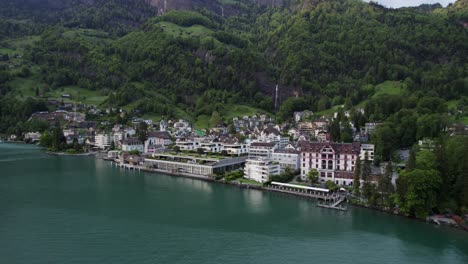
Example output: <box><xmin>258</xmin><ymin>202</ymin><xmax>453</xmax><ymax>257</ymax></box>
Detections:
<box><xmin>4</xmin><ymin>142</ymin><xmax>465</xmax><ymax>233</ymax></box>
<box><xmin>106</xmin><ymin>158</ymin><xmax>468</xmax><ymax>233</ymax></box>
<box><xmin>46</xmin><ymin>151</ymin><xmax>97</xmax><ymax>156</ymax></box>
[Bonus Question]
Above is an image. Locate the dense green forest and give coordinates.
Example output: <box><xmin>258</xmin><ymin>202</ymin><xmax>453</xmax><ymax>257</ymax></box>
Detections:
<box><xmin>0</xmin><ymin>0</ymin><xmax>466</xmax><ymax>131</ymax></box>
<box><xmin>0</xmin><ymin>0</ymin><xmax>467</xmax><ymax>215</ymax></box>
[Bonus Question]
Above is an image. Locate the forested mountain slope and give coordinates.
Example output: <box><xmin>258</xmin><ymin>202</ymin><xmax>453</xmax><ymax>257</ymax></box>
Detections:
<box><xmin>0</xmin><ymin>0</ymin><xmax>467</xmax><ymax>132</ymax></box>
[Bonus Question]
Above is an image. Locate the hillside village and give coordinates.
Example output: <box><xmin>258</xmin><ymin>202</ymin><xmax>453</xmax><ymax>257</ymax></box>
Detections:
<box><xmin>13</xmin><ymin>103</ymin><xmax>444</xmax><ymax>191</ymax></box>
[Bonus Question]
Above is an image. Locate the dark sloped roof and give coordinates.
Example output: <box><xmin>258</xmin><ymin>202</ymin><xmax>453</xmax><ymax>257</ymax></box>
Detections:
<box><xmin>262</xmin><ymin>126</ymin><xmax>281</xmax><ymax>136</ymax></box>
<box><xmin>301</xmin><ymin>142</ymin><xmax>361</xmax><ymax>155</ymax></box>
<box><xmin>147</xmin><ymin>131</ymin><xmax>171</xmax><ymax>139</ymax></box>
<box><xmin>122</xmin><ymin>137</ymin><xmax>142</xmax><ymax>145</ymax></box>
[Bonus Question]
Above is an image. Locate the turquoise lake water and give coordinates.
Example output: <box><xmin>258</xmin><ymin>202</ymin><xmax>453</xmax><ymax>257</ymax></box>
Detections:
<box><xmin>0</xmin><ymin>143</ymin><xmax>467</xmax><ymax>264</ymax></box>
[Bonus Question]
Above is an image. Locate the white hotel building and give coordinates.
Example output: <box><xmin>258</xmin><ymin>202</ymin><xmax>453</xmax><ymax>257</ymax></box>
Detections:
<box><xmin>300</xmin><ymin>141</ymin><xmax>374</xmax><ymax>186</ymax></box>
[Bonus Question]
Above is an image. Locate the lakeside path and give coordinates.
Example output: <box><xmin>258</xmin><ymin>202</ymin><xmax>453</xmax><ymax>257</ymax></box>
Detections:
<box><xmin>111</xmin><ymin>161</ymin><xmax>342</xmax><ymax>202</ymax></box>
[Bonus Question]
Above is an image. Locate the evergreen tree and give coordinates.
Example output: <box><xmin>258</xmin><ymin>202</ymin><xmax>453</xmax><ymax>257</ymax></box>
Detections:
<box><xmin>406</xmin><ymin>146</ymin><xmax>417</xmax><ymax>171</ymax></box>
<box><xmin>52</xmin><ymin>122</ymin><xmax>65</xmax><ymax>150</ymax></box>
<box><xmin>361</xmin><ymin>152</ymin><xmax>373</xmax><ymax>200</ymax></box>
<box><xmin>379</xmin><ymin>161</ymin><xmax>394</xmax><ymax>206</ymax></box>
<box><xmin>329</xmin><ymin>119</ymin><xmax>341</xmax><ymax>142</ymax></box>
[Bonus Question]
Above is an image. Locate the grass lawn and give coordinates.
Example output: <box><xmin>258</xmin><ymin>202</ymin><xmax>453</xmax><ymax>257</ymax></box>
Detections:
<box><xmin>319</xmin><ymin>80</ymin><xmax>408</xmax><ymax>116</ymax></box>
<box><xmin>316</xmin><ymin>105</ymin><xmax>342</xmax><ymax>116</ymax></box>
<box><xmin>461</xmin><ymin>116</ymin><xmax>468</xmax><ymax>125</ymax></box>
<box><xmin>237</xmin><ymin>178</ymin><xmax>263</xmax><ymax>186</ymax></box>
<box><xmin>157</xmin><ymin>21</ymin><xmax>213</xmax><ymax>38</ymax></box>
<box><xmin>373</xmin><ymin>81</ymin><xmax>406</xmax><ymax>97</ymax></box>
<box><xmin>5</xmin><ymin>35</ymin><xmax>41</xmax><ymax>50</ymax></box>
<box><xmin>8</xmin><ymin>77</ymin><xmax>39</xmax><ymax>98</ymax></box>
<box><xmin>62</xmin><ymin>29</ymin><xmax>112</xmax><ymax>45</ymax></box>
<box><xmin>46</xmin><ymin>86</ymin><xmax>108</xmax><ymax>105</ymax></box>
<box><xmin>221</xmin><ymin>104</ymin><xmax>269</xmax><ymax>120</ymax></box>
<box><xmin>446</xmin><ymin>100</ymin><xmax>459</xmax><ymax>109</ymax></box>
<box><xmin>0</xmin><ymin>47</ymin><xmax>17</xmax><ymax>55</ymax></box>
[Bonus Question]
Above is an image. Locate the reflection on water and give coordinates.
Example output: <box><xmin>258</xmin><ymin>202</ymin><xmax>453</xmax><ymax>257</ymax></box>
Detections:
<box><xmin>243</xmin><ymin>189</ymin><xmax>269</xmax><ymax>213</ymax></box>
<box><xmin>1</xmin><ymin>143</ymin><xmax>468</xmax><ymax>264</ymax></box>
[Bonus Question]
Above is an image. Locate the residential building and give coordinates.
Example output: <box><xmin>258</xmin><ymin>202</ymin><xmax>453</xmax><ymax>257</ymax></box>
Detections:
<box><xmin>175</xmin><ymin>139</ymin><xmax>200</xmax><ymax>151</ymax></box>
<box><xmin>147</xmin><ymin>131</ymin><xmax>172</xmax><ymax>146</ymax></box>
<box><xmin>294</xmin><ymin>110</ymin><xmax>313</xmax><ymax>122</ymax></box>
<box><xmin>272</xmin><ymin>149</ymin><xmax>300</xmax><ymax>172</ymax></box>
<box><xmin>95</xmin><ymin>134</ymin><xmax>111</xmax><ymax>149</ymax></box>
<box><xmin>257</xmin><ymin>126</ymin><xmax>289</xmax><ymax>149</ymax></box>
<box><xmin>365</xmin><ymin>122</ymin><xmax>380</xmax><ymax>135</ymax></box>
<box><xmin>316</xmin><ymin>130</ymin><xmax>328</xmax><ymax>142</ymax></box>
<box><xmin>223</xmin><ymin>143</ymin><xmax>248</xmax><ymax>156</ymax></box>
<box><xmin>200</xmin><ymin>141</ymin><xmax>223</xmax><ymax>153</ymax></box>
<box><xmin>360</xmin><ymin>144</ymin><xmax>375</xmax><ymax>161</ymax></box>
<box><xmin>244</xmin><ymin>158</ymin><xmax>281</xmax><ymax>183</ymax></box>
<box><xmin>248</xmin><ymin>142</ymin><xmax>277</xmax><ymax>159</ymax></box>
<box><xmin>24</xmin><ymin>132</ymin><xmax>41</xmax><ymax>143</ymax></box>
<box><xmin>122</xmin><ymin>137</ymin><xmax>144</xmax><ymax>152</ymax></box>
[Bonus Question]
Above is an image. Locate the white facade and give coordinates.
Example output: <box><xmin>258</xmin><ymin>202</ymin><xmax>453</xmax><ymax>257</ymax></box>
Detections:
<box><xmin>176</xmin><ymin>140</ymin><xmax>200</xmax><ymax>151</ymax></box>
<box><xmin>300</xmin><ymin>142</ymin><xmax>362</xmax><ymax>186</ymax></box>
<box><xmin>200</xmin><ymin>142</ymin><xmax>223</xmax><ymax>153</ymax></box>
<box><xmin>24</xmin><ymin>132</ymin><xmax>41</xmax><ymax>142</ymax></box>
<box><xmin>244</xmin><ymin>158</ymin><xmax>281</xmax><ymax>183</ymax></box>
<box><xmin>272</xmin><ymin>150</ymin><xmax>300</xmax><ymax>172</ymax></box>
<box><xmin>223</xmin><ymin>143</ymin><xmax>248</xmax><ymax>156</ymax></box>
<box><xmin>122</xmin><ymin>138</ymin><xmax>144</xmax><ymax>152</ymax></box>
<box><xmin>95</xmin><ymin>134</ymin><xmax>111</xmax><ymax>149</ymax></box>
<box><xmin>248</xmin><ymin>142</ymin><xmax>277</xmax><ymax>159</ymax></box>
<box><xmin>359</xmin><ymin>144</ymin><xmax>375</xmax><ymax>161</ymax></box>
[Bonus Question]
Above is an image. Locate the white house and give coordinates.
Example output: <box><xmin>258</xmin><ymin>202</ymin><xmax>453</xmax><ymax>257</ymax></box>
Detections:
<box><xmin>199</xmin><ymin>141</ymin><xmax>223</xmax><ymax>153</ymax></box>
<box><xmin>175</xmin><ymin>139</ymin><xmax>200</xmax><ymax>151</ymax></box>
<box><xmin>244</xmin><ymin>158</ymin><xmax>281</xmax><ymax>183</ymax></box>
<box><xmin>272</xmin><ymin>149</ymin><xmax>300</xmax><ymax>172</ymax></box>
<box><xmin>122</xmin><ymin>137</ymin><xmax>144</xmax><ymax>152</ymax></box>
<box><xmin>248</xmin><ymin>142</ymin><xmax>277</xmax><ymax>159</ymax></box>
<box><xmin>24</xmin><ymin>132</ymin><xmax>41</xmax><ymax>143</ymax></box>
<box><xmin>95</xmin><ymin>134</ymin><xmax>111</xmax><ymax>149</ymax></box>
<box><xmin>124</xmin><ymin>127</ymin><xmax>136</xmax><ymax>138</ymax></box>
<box><xmin>359</xmin><ymin>144</ymin><xmax>375</xmax><ymax>161</ymax></box>
<box><xmin>223</xmin><ymin>143</ymin><xmax>248</xmax><ymax>156</ymax></box>
<box><xmin>257</xmin><ymin>126</ymin><xmax>289</xmax><ymax>149</ymax></box>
